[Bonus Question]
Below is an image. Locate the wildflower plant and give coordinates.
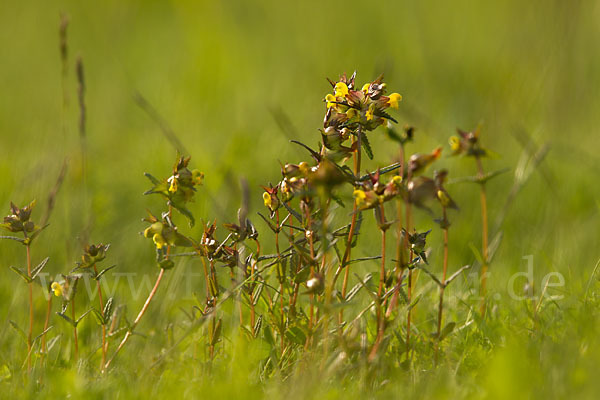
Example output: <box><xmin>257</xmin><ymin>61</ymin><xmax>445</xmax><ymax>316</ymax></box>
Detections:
<box><xmin>1</xmin><ymin>70</ymin><xmax>511</xmax><ymax>385</ymax></box>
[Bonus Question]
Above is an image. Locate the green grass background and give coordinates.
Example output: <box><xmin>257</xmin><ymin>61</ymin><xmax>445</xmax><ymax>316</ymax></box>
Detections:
<box><xmin>1</xmin><ymin>0</ymin><xmax>599</xmax><ymax>398</ymax></box>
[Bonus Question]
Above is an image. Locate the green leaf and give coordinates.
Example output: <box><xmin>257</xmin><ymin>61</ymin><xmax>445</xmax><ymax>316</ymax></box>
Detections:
<box><xmin>144</xmin><ymin>172</ymin><xmax>162</xmax><ymax>185</ymax></box>
<box><xmin>57</xmin><ymin>312</ymin><xmax>75</xmax><ymax>327</ymax></box>
<box><xmin>438</xmin><ymin>322</ymin><xmax>456</xmax><ymax>341</ymax></box>
<box><xmin>361</xmin><ymin>134</ymin><xmax>374</xmax><ymax>160</ymax></box>
<box><xmin>9</xmin><ymin>321</ymin><xmax>27</xmax><ymax>344</ymax></box>
<box><xmin>210</xmin><ymin>319</ymin><xmax>222</xmax><ymax>346</ymax></box>
<box><xmin>285</xmin><ymin>326</ymin><xmax>307</xmax><ymax>346</ymax></box>
<box><xmin>31</xmin><ymin>257</ymin><xmax>50</xmax><ymax>280</ymax></box>
<box><xmin>0</xmin><ymin>364</ymin><xmax>11</xmax><ymax>383</ymax></box>
<box><xmin>169</xmin><ymin>201</ymin><xmax>195</xmax><ymax>227</ymax></box>
<box><xmin>76</xmin><ymin>309</ymin><xmax>94</xmax><ymax>325</ymax></box>
<box><xmin>0</xmin><ymin>235</ymin><xmax>25</xmax><ymax>244</ymax></box>
<box><xmin>263</xmin><ymin>323</ymin><xmax>275</xmax><ymax>346</ymax></box>
<box><xmin>174</xmin><ymin>232</ymin><xmax>195</xmax><ymax>247</ymax></box>
<box><xmin>282</xmin><ymin>201</ymin><xmax>302</xmax><ymax>223</ymax></box>
<box><xmin>468</xmin><ymin>243</ymin><xmax>484</xmax><ymax>266</ymax></box>
<box><xmin>253</xmin><ymin>316</ymin><xmax>263</xmax><ymax>338</ymax></box>
<box><xmin>345</xmin><ymin>273</ymin><xmax>372</xmax><ymax>302</ymax></box>
<box><xmin>103</xmin><ymin>298</ymin><xmax>115</xmax><ymax>322</ymax></box>
<box><xmin>33</xmin><ymin>326</ymin><xmax>53</xmax><ymax>344</ymax></box>
<box><xmin>294</xmin><ymin>266</ymin><xmax>311</xmax><ymax>284</ymax></box>
<box><xmin>91</xmin><ymin>308</ymin><xmax>105</xmax><ymax>325</ymax></box>
<box><xmin>29</xmin><ymin>224</ymin><xmax>49</xmax><ymax>242</ymax></box>
<box><xmin>9</xmin><ymin>266</ymin><xmax>31</xmax><ymax>283</ymax></box>
<box><xmin>95</xmin><ymin>264</ymin><xmax>117</xmax><ymax>281</ymax></box>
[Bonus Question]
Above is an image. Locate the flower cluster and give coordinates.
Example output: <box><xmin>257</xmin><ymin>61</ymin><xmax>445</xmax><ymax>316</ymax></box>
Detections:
<box><xmin>79</xmin><ymin>243</ymin><xmax>110</xmax><ymax>268</ymax></box>
<box><xmin>1</xmin><ymin>201</ymin><xmax>37</xmax><ymax>234</ymax></box>
<box><xmin>353</xmin><ymin>173</ymin><xmax>403</xmax><ymax>211</ymax></box>
<box><xmin>449</xmin><ymin>127</ymin><xmax>488</xmax><ymax>158</ymax></box>
<box><xmin>324</xmin><ymin>72</ymin><xmax>402</xmax><ymax>132</ymax></box>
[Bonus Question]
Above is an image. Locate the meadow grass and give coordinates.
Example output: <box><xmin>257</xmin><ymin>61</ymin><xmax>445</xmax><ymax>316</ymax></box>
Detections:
<box><xmin>1</xmin><ymin>1</ymin><xmax>600</xmax><ymax>398</ymax></box>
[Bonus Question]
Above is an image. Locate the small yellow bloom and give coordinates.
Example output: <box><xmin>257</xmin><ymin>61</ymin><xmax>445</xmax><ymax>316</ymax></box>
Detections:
<box><xmin>387</xmin><ymin>93</ymin><xmax>402</xmax><ymax>109</ymax></box>
<box><xmin>353</xmin><ymin>189</ymin><xmax>367</xmax><ymax>206</ymax></box>
<box><xmin>153</xmin><ymin>233</ymin><xmax>167</xmax><ymax>249</ymax></box>
<box><xmin>449</xmin><ymin>136</ymin><xmax>461</xmax><ymax>152</ymax></box>
<box><xmin>263</xmin><ymin>192</ymin><xmax>272</xmax><ymax>209</ymax></box>
<box><xmin>334</xmin><ymin>82</ymin><xmax>349</xmax><ymax>98</ymax></box>
<box><xmin>51</xmin><ymin>282</ymin><xmax>63</xmax><ymax>297</ymax></box>
<box><xmin>361</xmin><ymin>83</ymin><xmax>370</xmax><ymax>93</ymax></box>
<box><xmin>325</xmin><ymin>94</ymin><xmax>336</xmax><ymax>108</ymax></box>
<box><xmin>168</xmin><ymin>176</ymin><xmax>178</xmax><ymax>193</ymax></box>
<box><xmin>437</xmin><ymin>190</ymin><xmax>451</xmax><ymax>207</ymax></box>
<box><xmin>143</xmin><ymin>227</ymin><xmax>153</xmax><ymax>238</ymax></box>
<box><xmin>366</xmin><ymin>105</ymin><xmax>375</xmax><ymax>121</ymax></box>
<box><xmin>391</xmin><ymin>175</ymin><xmax>403</xmax><ymax>187</ymax></box>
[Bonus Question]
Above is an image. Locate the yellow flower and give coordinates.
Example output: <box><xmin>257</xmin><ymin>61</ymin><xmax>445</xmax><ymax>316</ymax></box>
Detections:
<box><xmin>361</xmin><ymin>83</ymin><xmax>370</xmax><ymax>93</ymax></box>
<box><xmin>168</xmin><ymin>175</ymin><xmax>178</xmax><ymax>193</ymax></box>
<box><xmin>263</xmin><ymin>192</ymin><xmax>272</xmax><ymax>209</ymax></box>
<box><xmin>366</xmin><ymin>104</ymin><xmax>375</xmax><ymax>121</ymax></box>
<box><xmin>325</xmin><ymin>94</ymin><xmax>336</xmax><ymax>109</ymax></box>
<box><xmin>153</xmin><ymin>233</ymin><xmax>167</xmax><ymax>249</ymax></box>
<box><xmin>387</xmin><ymin>93</ymin><xmax>402</xmax><ymax>109</ymax></box>
<box><xmin>437</xmin><ymin>190</ymin><xmax>451</xmax><ymax>207</ymax></box>
<box><xmin>334</xmin><ymin>82</ymin><xmax>349</xmax><ymax>98</ymax></box>
<box><xmin>449</xmin><ymin>136</ymin><xmax>461</xmax><ymax>153</ymax></box>
<box><xmin>353</xmin><ymin>189</ymin><xmax>367</xmax><ymax>206</ymax></box>
<box><xmin>51</xmin><ymin>282</ymin><xmax>63</xmax><ymax>297</ymax></box>
<box><xmin>391</xmin><ymin>175</ymin><xmax>403</xmax><ymax>187</ymax></box>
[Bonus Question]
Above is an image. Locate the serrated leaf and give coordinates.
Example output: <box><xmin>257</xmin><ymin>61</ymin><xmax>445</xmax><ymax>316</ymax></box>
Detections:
<box><xmin>103</xmin><ymin>297</ymin><xmax>115</xmax><ymax>322</ymax></box>
<box><xmin>31</xmin><ymin>257</ymin><xmax>50</xmax><ymax>280</ymax></box>
<box><xmin>361</xmin><ymin>134</ymin><xmax>374</xmax><ymax>160</ymax></box>
<box><xmin>0</xmin><ymin>235</ymin><xmax>25</xmax><ymax>244</ymax></box>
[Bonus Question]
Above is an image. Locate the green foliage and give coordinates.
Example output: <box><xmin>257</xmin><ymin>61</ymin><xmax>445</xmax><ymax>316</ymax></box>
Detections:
<box><xmin>1</xmin><ymin>1</ymin><xmax>599</xmax><ymax>399</ymax></box>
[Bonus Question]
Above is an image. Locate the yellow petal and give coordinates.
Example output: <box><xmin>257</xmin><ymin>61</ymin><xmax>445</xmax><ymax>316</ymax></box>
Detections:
<box><xmin>334</xmin><ymin>82</ymin><xmax>349</xmax><ymax>98</ymax></box>
<box><xmin>51</xmin><ymin>282</ymin><xmax>63</xmax><ymax>297</ymax></box>
<box><xmin>263</xmin><ymin>192</ymin><xmax>272</xmax><ymax>208</ymax></box>
<box><xmin>387</xmin><ymin>93</ymin><xmax>402</xmax><ymax>109</ymax></box>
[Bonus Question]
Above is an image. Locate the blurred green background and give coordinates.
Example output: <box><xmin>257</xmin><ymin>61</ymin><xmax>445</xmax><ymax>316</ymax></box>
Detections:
<box><xmin>1</xmin><ymin>0</ymin><xmax>599</xmax><ymax>398</ymax></box>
